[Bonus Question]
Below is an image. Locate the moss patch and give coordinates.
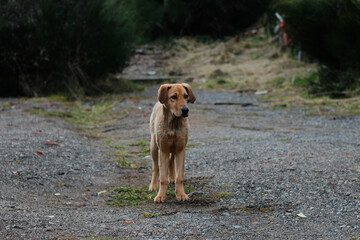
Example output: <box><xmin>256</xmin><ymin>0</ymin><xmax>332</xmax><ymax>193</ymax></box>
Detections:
<box><xmin>107</xmin><ymin>184</ymin><xmax>197</xmax><ymax>207</ymax></box>
<box><xmin>107</xmin><ymin>187</ymin><xmax>156</xmax><ymax>207</ymax></box>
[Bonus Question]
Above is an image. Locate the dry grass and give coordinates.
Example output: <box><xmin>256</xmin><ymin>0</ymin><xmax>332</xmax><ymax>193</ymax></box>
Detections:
<box><xmin>164</xmin><ymin>33</ymin><xmax>360</xmax><ymax>116</ymax></box>
<box><xmin>165</xmin><ymin>34</ymin><xmax>315</xmax><ymax>91</ymax></box>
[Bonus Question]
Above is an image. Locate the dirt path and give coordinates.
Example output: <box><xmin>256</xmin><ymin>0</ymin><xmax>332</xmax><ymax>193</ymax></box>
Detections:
<box><xmin>1</xmin><ymin>85</ymin><xmax>359</xmax><ymax>239</ymax></box>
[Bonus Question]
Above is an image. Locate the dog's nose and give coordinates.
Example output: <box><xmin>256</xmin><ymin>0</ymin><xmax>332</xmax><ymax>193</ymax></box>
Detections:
<box><xmin>181</xmin><ymin>107</ymin><xmax>189</xmax><ymax>117</ymax></box>
<box><xmin>181</xmin><ymin>107</ymin><xmax>189</xmax><ymax>114</ymax></box>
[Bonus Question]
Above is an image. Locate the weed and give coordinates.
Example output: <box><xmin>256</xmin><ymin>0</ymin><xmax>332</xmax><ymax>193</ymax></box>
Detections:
<box><xmin>186</xmin><ymin>143</ymin><xmax>200</xmax><ymax>148</ymax></box>
<box><xmin>1</xmin><ymin>102</ymin><xmax>14</xmax><ymax>108</ymax></box>
<box><xmin>30</xmin><ymin>101</ymin><xmax>130</xmax><ymax>131</ymax></box>
<box><xmin>115</xmin><ymin>157</ymin><xmax>139</xmax><ymax>169</ymax></box>
<box><xmin>278</xmin><ymin>137</ymin><xmax>291</xmax><ymax>141</ymax></box>
<box><xmin>129</xmin><ymin>140</ymin><xmax>150</xmax><ymax>157</ymax></box>
<box><xmin>237</xmin><ymin>205</ymin><xmax>273</xmax><ymax>213</ymax></box>
<box><xmin>129</xmin><ymin>140</ymin><xmax>149</xmax><ymax>147</ymax></box>
<box><xmin>220</xmin><ymin>137</ymin><xmax>232</xmax><ymax>140</ymax></box>
<box><xmin>47</xmin><ymin>94</ymin><xmax>68</xmax><ymax>102</ymax></box>
<box><xmin>214</xmin><ymin>192</ymin><xmax>234</xmax><ymax>199</ymax></box>
<box><xmin>142</xmin><ymin>212</ymin><xmax>157</xmax><ymax>218</ymax></box>
<box><xmin>85</xmin><ymin>234</ymin><xmax>119</xmax><ymax>240</ymax></box>
<box><xmin>292</xmin><ymin>72</ymin><xmax>319</xmax><ymax>88</ymax></box>
<box><xmin>110</xmin><ymin>145</ymin><xmax>126</xmax><ymax>151</ymax></box>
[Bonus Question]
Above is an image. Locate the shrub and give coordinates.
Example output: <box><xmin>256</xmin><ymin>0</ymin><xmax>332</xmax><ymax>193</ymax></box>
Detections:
<box><xmin>126</xmin><ymin>0</ymin><xmax>272</xmax><ymax>40</ymax></box>
<box><xmin>0</xmin><ymin>0</ymin><xmax>133</xmax><ymax>97</ymax></box>
<box><xmin>275</xmin><ymin>0</ymin><xmax>360</xmax><ymax>96</ymax></box>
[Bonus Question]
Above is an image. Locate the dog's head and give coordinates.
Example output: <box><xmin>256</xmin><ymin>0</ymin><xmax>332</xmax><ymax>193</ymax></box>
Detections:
<box><xmin>158</xmin><ymin>83</ymin><xmax>196</xmax><ymax>118</ymax></box>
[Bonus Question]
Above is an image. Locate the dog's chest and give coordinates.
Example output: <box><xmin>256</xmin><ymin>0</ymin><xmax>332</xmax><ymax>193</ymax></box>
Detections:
<box><xmin>158</xmin><ymin>128</ymin><xmax>187</xmax><ymax>151</ymax></box>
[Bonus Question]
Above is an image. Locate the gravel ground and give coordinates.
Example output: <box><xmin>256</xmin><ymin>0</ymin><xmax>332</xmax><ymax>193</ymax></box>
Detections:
<box><xmin>0</xmin><ymin>87</ymin><xmax>359</xmax><ymax>239</ymax></box>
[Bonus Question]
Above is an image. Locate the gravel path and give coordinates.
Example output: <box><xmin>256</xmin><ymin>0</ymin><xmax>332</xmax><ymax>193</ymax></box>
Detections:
<box><xmin>1</xmin><ymin>87</ymin><xmax>359</xmax><ymax>239</ymax></box>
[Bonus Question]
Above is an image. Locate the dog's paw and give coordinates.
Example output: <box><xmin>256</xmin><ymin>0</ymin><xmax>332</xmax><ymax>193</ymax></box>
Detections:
<box><xmin>176</xmin><ymin>193</ymin><xmax>189</xmax><ymax>202</ymax></box>
<box><xmin>169</xmin><ymin>177</ymin><xmax>175</xmax><ymax>184</ymax></box>
<box><xmin>154</xmin><ymin>194</ymin><xmax>166</xmax><ymax>203</ymax></box>
<box><xmin>149</xmin><ymin>184</ymin><xmax>158</xmax><ymax>191</ymax></box>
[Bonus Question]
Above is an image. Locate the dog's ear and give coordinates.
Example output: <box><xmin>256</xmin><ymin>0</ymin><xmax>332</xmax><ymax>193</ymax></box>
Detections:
<box><xmin>182</xmin><ymin>83</ymin><xmax>196</xmax><ymax>104</ymax></box>
<box><xmin>158</xmin><ymin>84</ymin><xmax>170</xmax><ymax>104</ymax></box>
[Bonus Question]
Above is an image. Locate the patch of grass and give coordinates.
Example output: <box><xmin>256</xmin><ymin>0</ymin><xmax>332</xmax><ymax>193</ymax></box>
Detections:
<box><xmin>30</xmin><ymin>101</ymin><xmax>131</xmax><ymax>131</ymax></box>
<box><xmin>129</xmin><ymin>140</ymin><xmax>149</xmax><ymax>147</ymax></box>
<box><xmin>129</xmin><ymin>140</ymin><xmax>150</xmax><ymax>157</ymax></box>
<box><xmin>292</xmin><ymin>72</ymin><xmax>319</xmax><ymax>88</ymax></box>
<box><xmin>278</xmin><ymin>137</ymin><xmax>291</xmax><ymax>141</ymax></box>
<box><xmin>220</xmin><ymin>137</ymin><xmax>232</xmax><ymax>140</ymax></box>
<box><xmin>142</xmin><ymin>212</ymin><xmax>157</xmax><ymax>218</ymax></box>
<box><xmin>108</xmin><ymin>187</ymin><xmax>156</xmax><ymax>207</ymax></box>
<box><xmin>108</xmin><ymin>184</ymin><xmax>197</xmax><ymax>207</ymax></box>
<box><xmin>237</xmin><ymin>205</ymin><xmax>273</xmax><ymax>213</ymax></box>
<box><xmin>240</xmin><ymin>136</ymin><xmax>252</xmax><ymax>139</ymax></box>
<box><xmin>209</xmin><ymin>69</ymin><xmax>229</xmax><ymax>79</ymax></box>
<box><xmin>205</xmin><ymin>78</ymin><xmax>237</xmax><ymax>90</ymax></box>
<box><xmin>110</xmin><ymin>145</ymin><xmax>126</xmax><ymax>151</ymax></box>
<box><xmin>214</xmin><ymin>192</ymin><xmax>234</xmax><ymax>199</ymax></box>
<box><xmin>198</xmin><ymin>179</ymin><xmax>210</xmax><ymax>184</ymax></box>
<box><xmin>1</xmin><ymin>102</ymin><xmax>14</xmax><ymax>108</ymax></box>
<box><xmin>47</xmin><ymin>94</ymin><xmax>69</xmax><ymax>102</ymax></box>
<box><xmin>186</xmin><ymin>143</ymin><xmax>200</xmax><ymax>148</ymax></box>
<box><xmin>271</xmin><ymin>77</ymin><xmax>287</xmax><ymax>88</ymax></box>
<box><xmin>103</xmin><ymin>139</ymin><xmax>113</xmax><ymax>145</ymax></box>
<box><xmin>105</xmin><ymin>146</ymin><xmax>140</xmax><ymax>169</ymax></box>
<box><xmin>84</xmin><ymin>234</ymin><xmax>118</xmax><ymax>240</ymax></box>
<box><xmin>115</xmin><ymin>157</ymin><xmax>139</xmax><ymax>169</ymax></box>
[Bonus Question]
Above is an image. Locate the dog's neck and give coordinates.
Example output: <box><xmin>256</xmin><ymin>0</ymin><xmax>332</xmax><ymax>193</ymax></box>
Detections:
<box><xmin>162</xmin><ymin>105</ymin><xmax>185</xmax><ymax>131</ymax></box>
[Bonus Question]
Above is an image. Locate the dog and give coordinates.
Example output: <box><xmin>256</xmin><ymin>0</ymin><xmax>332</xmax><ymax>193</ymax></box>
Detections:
<box><xmin>149</xmin><ymin>83</ymin><xmax>196</xmax><ymax>203</ymax></box>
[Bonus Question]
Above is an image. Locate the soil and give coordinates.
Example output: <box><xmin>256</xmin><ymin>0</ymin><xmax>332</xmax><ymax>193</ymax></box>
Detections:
<box><xmin>1</xmin><ymin>46</ymin><xmax>360</xmax><ymax>239</ymax></box>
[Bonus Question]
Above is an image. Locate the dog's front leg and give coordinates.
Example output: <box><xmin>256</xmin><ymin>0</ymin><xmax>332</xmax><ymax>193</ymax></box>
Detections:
<box><xmin>154</xmin><ymin>150</ymin><xmax>169</xmax><ymax>203</ymax></box>
<box><xmin>175</xmin><ymin>149</ymin><xmax>189</xmax><ymax>201</ymax></box>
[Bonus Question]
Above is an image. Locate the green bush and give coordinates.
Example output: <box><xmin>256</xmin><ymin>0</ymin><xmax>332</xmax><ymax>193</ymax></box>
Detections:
<box><xmin>0</xmin><ymin>0</ymin><xmax>133</xmax><ymax>97</ymax></box>
<box><xmin>276</xmin><ymin>0</ymin><xmax>360</xmax><ymax>96</ymax></box>
<box><xmin>0</xmin><ymin>0</ymin><xmax>272</xmax><ymax>96</ymax></box>
<box><xmin>126</xmin><ymin>0</ymin><xmax>272</xmax><ymax>40</ymax></box>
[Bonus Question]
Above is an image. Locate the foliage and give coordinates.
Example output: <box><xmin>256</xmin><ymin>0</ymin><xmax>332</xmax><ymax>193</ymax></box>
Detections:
<box><xmin>0</xmin><ymin>0</ymin><xmax>133</xmax><ymax>97</ymax></box>
<box><xmin>275</xmin><ymin>0</ymin><xmax>360</xmax><ymax>96</ymax></box>
<box><xmin>0</xmin><ymin>0</ymin><xmax>272</xmax><ymax>96</ymax></box>
<box><xmin>125</xmin><ymin>0</ymin><xmax>272</xmax><ymax>40</ymax></box>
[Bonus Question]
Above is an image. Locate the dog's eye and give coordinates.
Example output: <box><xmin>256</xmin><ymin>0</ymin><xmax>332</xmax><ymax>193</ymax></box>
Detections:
<box><xmin>171</xmin><ymin>95</ymin><xmax>177</xmax><ymax>100</ymax></box>
<box><xmin>184</xmin><ymin>94</ymin><xmax>188</xmax><ymax>99</ymax></box>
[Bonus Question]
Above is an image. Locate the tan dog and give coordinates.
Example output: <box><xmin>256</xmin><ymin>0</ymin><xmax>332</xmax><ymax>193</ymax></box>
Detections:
<box><xmin>149</xmin><ymin>83</ymin><xmax>196</xmax><ymax>203</ymax></box>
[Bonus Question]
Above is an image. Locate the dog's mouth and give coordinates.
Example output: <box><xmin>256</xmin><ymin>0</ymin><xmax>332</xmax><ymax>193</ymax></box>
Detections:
<box><xmin>173</xmin><ymin>113</ymin><xmax>188</xmax><ymax>118</ymax></box>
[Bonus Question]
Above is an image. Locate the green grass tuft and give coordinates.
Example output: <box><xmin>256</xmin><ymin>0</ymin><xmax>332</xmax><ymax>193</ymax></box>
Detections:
<box><xmin>108</xmin><ymin>187</ymin><xmax>156</xmax><ymax>207</ymax></box>
<box><xmin>214</xmin><ymin>192</ymin><xmax>234</xmax><ymax>199</ymax></box>
<box><xmin>107</xmin><ymin>184</ymin><xmax>197</xmax><ymax>207</ymax></box>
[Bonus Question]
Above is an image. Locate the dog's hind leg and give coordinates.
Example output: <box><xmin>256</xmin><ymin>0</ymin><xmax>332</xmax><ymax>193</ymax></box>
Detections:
<box><xmin>168</xmin><ymin>153</ymin><xmax>175</xmax><ymax>184</ymax></box>
<box><xmin>149</xmin><ymin>137</ymin><xmax>159</xmax><ymax>191</ymax></box>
